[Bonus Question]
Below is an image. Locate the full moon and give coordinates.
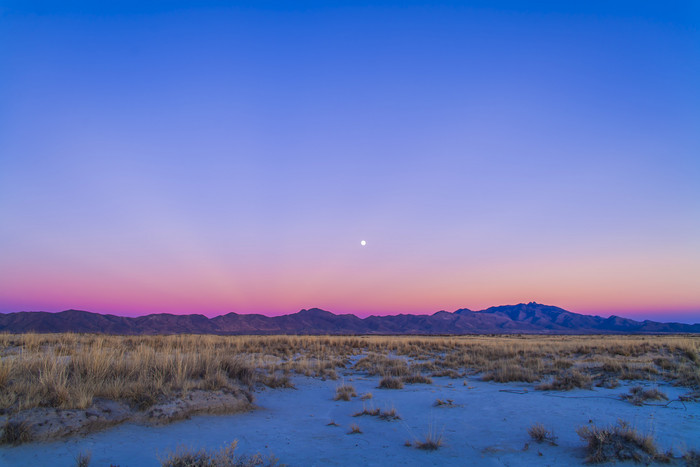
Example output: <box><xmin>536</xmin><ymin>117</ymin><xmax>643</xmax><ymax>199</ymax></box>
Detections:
<box><xmin>360</xmin><ymin>240</ymin><xmax>366</xmax><ymax>246</ymax></box>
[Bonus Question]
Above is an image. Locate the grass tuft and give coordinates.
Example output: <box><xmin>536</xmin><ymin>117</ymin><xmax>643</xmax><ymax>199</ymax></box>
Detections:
<box><xmin>415</xmin><ymin>429</ymin><xmax>443</xmax><ymax>451</ymax></box>
<box><xmin>536</xmin><ymin>370</ymin><xmax>592</xmax><ymax>391</ymax></box>
<box><xmin>621</xmin><ymin>386</ymin><xmax>668</xmax><ymax>406</ymax></box>
<box><xmin>378</xmin><ymin>376</ymin><xmax>404</xmax><ymax>389</ymax></box>
<box><xmin>576</xmin><ymin>420</ymin><xmax>663</xmax><ymax>464</ymax></box>
<box><xmin>348</xmin><ymin>423</ymin><xmax>362</xmax><ymax>434</ymax></box>
<box><xmin>527</xmin><ymin>423</ymin><xmax>557</xmax><ymax>445</ymax></box>
<box><xmin>333</xmin><ymin>384</ymin><xmax>357</xmax><ymax>401</ymax></box>
<box><xmin>160</xmin><ymin>440</ymin><xmax>279</xmax><ymax>467</ymax></box>
<box><xmin>0</xmin><ymin>420</ymin><xmax>32</xmax><ymax>445</ymax></box>
<box><xmin>74</xmin><ymin>451</ymin><xmax>92</xmax><ymax>467</ymax></box>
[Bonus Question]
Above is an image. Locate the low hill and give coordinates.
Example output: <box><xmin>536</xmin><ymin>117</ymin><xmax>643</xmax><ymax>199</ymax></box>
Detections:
<box><xmin>1</xmin><ymin>302</ymin><xmax>697</xmax><ymax>334</ymax></box>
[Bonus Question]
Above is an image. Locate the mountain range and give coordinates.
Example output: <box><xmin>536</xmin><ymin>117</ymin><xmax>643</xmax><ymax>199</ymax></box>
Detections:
<box><xmin>0</xmin><ymin>302</ymin><xmax>698</xmax><ymax>334</ymax></box>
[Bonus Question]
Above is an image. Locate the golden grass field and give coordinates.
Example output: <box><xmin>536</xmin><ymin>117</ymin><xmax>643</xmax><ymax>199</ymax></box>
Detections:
<box><xmin>1</xmin><ymin>333</ymin><xmax>698</xmax><ymax>416</ymax></box>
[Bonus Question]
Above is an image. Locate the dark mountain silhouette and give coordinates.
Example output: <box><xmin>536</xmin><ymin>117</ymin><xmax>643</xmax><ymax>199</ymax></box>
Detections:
<box><xmin>0</xmin><ymin>302</ymin><xmax>697</xmax><ymax>335</ymax></box>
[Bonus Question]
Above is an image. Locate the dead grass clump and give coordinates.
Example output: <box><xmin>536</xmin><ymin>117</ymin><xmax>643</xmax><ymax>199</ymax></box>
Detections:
<box><xmin>680</xmin><ymin>390</ymin><xmax>700</xmax><ymax>402</ymax></box>
<box><xmin>360</xmin><ymin>392</ymin><xmax>373</xmax><ymax>400</ymax></box>
<box><xmin>621</xmin><ymin>386</ymin><xmax>668</xmax><ymax>406</ymax></box>
<box><xmin>74</xmin><ymin>451</ymin><xmax>92</xmax><ymax>467</ymax></box>
<box><xmin>415</xmin><ymin>429</ymin><xmax>443</xmax><ymax>451</ymax></box>
<box><xmin>431</xmin><ymin>369</ymin><xmax>462</xmax><ymax>379</ymax></box>
<box><xmin>354</xmin><ymin>355</ymin><xmax>410</xmax><ymax>377</ymax></box>
<box><xmin>353</xmin><ymin>406</ymin><xmax>401</xmax><ymax>420</ymax></box>
<box><xmin>536</xmin><ymin>370</ymin><xmax>592</xmax><ymax>391</ymax></box>
<box><xmin>333</xmin><ymin>384</ymin><xmax>357</xmax><ymax>401</ymax></box>
<box><xmin>378</xmin><ymin>376</ymin><xmax>404</xmax><ymax>389</ymax></box>
<box><xmin>0</xmin><ymin>420</ymin><xmax>32</xmax><ymax>445</ymax></box>
<box><xmin>348</xmin><ymin>423</ymin><xmax>362</xmax><ymax>434</ymax></box>
<box><xmin>402</xmin><ymin>374</ymin><xmax>433</xmax><ymax>385</ymax></box>
<box><xmin>683</xmin><ymin>450</ymin><xmax>700</xmax><ymax>466</ymax></box>
<box><xmin>378</xmin><ymin>407</ymin><xmax>401</xmax><ymax>421</ymax></box>
<box><xmin>482</xmin><ymin>366</ymin><xmax>538</xmax><ymax>383</ymax></box>
<box><xmin>353</xmin><ymin>406</ymin><xmax>380</xmax><ymax>417</ymax></box>
<box><xmin>433</xmin><ymin>398</ymin><xmax>457</xmax><ymax>408</ymax></box>
<box><xmin>527</xmin><ymin>423</ymin><xmax>557</xmax><ymax>445</ymax></box>
<box><xmin>576</xmin><ymin>420</ymin><xmax>662</xmax><ymax>464</ymax></box>
<box><xmin>160</xmin><ymin>440</ymin><xmax>279</xmax><ymax>467</ymax></box>
<box><xmin>262</xmin><ymin>374</ymin><xmax>295</xmax><ymax>389</ymax></box>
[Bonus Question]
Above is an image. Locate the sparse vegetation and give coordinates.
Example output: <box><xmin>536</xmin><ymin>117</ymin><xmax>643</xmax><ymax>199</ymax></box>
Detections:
<box><xmin>621</xmin><ymin>386</ymin><xmax>668</xmax><ymax>406</ymax></box>
<box><xmin>160</xmin><ymin>441</ymin><xmax>279</xmax><ymax>467</ymax></box>
<box><xmin>576</xmin><ymin>420</ymin><xmax>666</xmax><ymax>464</ymax></box>
<box><xmin>0</xmin><ymin>332</ymin><xmax>698</xmax><ymax>447</ymax></box>
<box><xmin>414</xmin><ymin>428</ymin><xmax>443</xmax><ymax>451</ymax></box>
<box><xmin>378</xmin><ymin>376</ymin><xmax>404</xmax><ymax>389</ymax></box>
<box><xmin>402</xmin><ymin>374</ymin><xmax>433</xmax><ymax>385</ymax></box>
<box><xmin>333</xmin><ymin>384</ymin><xmax>357</xmax><ymax>401</ymax></box>
<box><xmin>527</xmin><ymin>423</ymin><xmax>557</xmax><ymax>445</ymax></box>
<box><xmin>433</xmin><ymin>399</ymin><xmax>457</xmax><ymax>408</ymax></box>
<box><xmin>536</xmin><ymin>370</ymin><xmax>592</xmax><ymax>391</ymax></box>
<box><xmin>0</xmin><ymin>420</ymin><xmax>32</xmax><ymax>445</ymax></box>
<box><xmin>74</xmin><ymin>451</ymin><xmax>92</xmax><ymax>467</ymax></box>
<box><xmin>348</xmin><ymin>423</ymin><xmax>362</xmax><ymax>434</ymax></box>
<box><xmin>353</xmin><ymin>406</ymin><xmax>400</xmax><ymax>421</ymax></box>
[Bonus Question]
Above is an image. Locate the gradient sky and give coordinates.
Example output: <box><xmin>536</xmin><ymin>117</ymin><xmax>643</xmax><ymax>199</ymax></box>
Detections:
<box><xmin>1</xmin><ymin>1</ymin><xmax>699</xmax><ymax>323</ymax></box>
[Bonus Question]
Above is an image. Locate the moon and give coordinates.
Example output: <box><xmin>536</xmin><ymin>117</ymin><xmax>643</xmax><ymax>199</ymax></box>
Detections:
<box><xmin>360</xmin><ymin>240</ymin><xmax>366</xmax><ymax>246</ymax></box>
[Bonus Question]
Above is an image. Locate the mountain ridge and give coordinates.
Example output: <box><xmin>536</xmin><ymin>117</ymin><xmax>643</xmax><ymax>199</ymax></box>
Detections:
<box><xmin>0</xmin><ymin>302</ymin><xmax>698</xmax><ymax>334</ymax></box>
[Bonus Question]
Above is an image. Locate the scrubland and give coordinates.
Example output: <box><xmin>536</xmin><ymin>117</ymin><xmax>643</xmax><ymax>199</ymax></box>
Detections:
<box><xmin>2</xmin><ymin>333</ymin><xmax>697</xmax><ymax>414</ymax></box>
<box><xmin>0</xmin><ymin>333</ymin><xmax>698</xmax><ymax>465</ymax></box>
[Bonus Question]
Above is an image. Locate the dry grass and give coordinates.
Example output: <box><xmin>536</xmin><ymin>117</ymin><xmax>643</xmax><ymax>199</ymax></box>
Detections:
<box><xmin>536</xmin><ymin>370</ymin><xmax>592</xmax><ymax>391</ymax></box>
<box><xmin>0</xmin><ymin>333</ymin><xmax>697</xmax><ymax>417</ymax></box>
<box><xmin>621</xmin><ymin>386</ymin><xmax>668</xmax><ymax>406</ymax></box>
<box><xmin>0</xmin><ymin>420</ymin><xmax>32</xmax><ymax>445</ymax></box>
<box><xmin>576</xmin><ymin>420</ymin><xmax>666</xmax><ymax>464</ymax></box>
<box><xmin>414</xmin><ymin>428</ymin><xmax>443</xmax><ymax>451</ymax></box>
<box><xmin>74</xmin><ymin>451</ymin><xmax>92</xmax><ymax>467</ymax></box>
<box><xmin>527</xmin><ymin>423</ymin><xmax>557</xmax><ymax>445</ymax></box>
<box><xmin>378</xmin><ymin>376</ymin><xmax>404</xmax><ymax>389</ymax></box>
<box><xmin>159</xmin><ymin>440</ymin><xmax>279</xmax><ymax>467</ymax></box>
<box><xmin>348</xmin><ymin>423</ymin><xmax>362</xmax><ymax>434</ymax></box>
<box><xmin>333</xmin><ymin>384</ymin><xmax>357</xmax><ymax>401</ymax></box>
<box><xmin>353</xmin><ymin>405</ymin><xmax>401</xmax><ymax>421</ymax></box>
<box><xmin>433</xmin><ymin>398</ymin><xmax>457</xmax><ymax>408</ymax></box>
<box><xmin>402</xmin><ymin>374</ymin><xmax>433</xmax><ymax>385</ymax></box>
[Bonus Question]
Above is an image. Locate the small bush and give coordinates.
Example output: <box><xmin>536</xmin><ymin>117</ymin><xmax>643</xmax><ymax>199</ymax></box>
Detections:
<box><xmin>378</xmin><ymin>376</ymin><xmax>404</xmax><ymax>389</ymax></box>
<box><xmin>160</xmin><ymin>441</ymin><xmax>279</xmax><ymax>467</ymax></box>
<box><xmin>481</xmin><ymin>366</ymin><xmax>538</xmax><ymax>383</ymax></box>
<box><xmin>415</xmin><ymin>430</ymin><xmax>443</xmax><ymax>451</ymax></box>
<box><xmin>74</xmin><ymin>451</ymin><xmax>92</xmax><ymax>467</ymax></box>
<box><xmin>348</xmin><ymin>423</ymin><xmax>362</xmax><ymax>434</ymax></box>
<box><xmin>353</xmin><ymin>406</ymin><xmax>401</xmax><ymax>421</ymax></box>
<box><xmin>433</xmin><ymin>398</ymin><xmax>457</xmax><ymax>408</ymax></box>
<box><xmin>576</xmin><ymin>420</ymin><xmax>663</xmax><ymax>464</ymax></box>
<box><xmin>262</xmin><ymin>374</ymin><xmax>295</xmax><ymax>389</ymax></box>
<box><xmin>0</xmin><ymin>421</ymin><xmax>32</xmax><ymax>445</ymax></box>
<box><xmin>536</xmin><ymin>370</ymin><xmax>592</xmax><ymax>391</ymax></box>
<box><xmin>402</xmin><ymin>374</ymin><xmax>433</xmax><ymax>385</ymax></box>
<box><xmin>378</xmin><ymin>407</ymin><xmax>401</xmax><ymax>421</ymax></box>
<box><xmin>621</xmin><ymin>386</ymin><xmax>668</xmax><ymax>406</ymax></box>
<box><xmin>334</xmin><ymin>384</ymin><xmax>357</xmax><ymax>401</ymax></box>
<box><xmin>683</xmin><ymin>450</ymin><xmax>700</xmax><ymax>466</ymax></box>
<box><xmin>527</xmin><ymin>423</ymin><xmax>557</xmax><ymax>445</ymax></box>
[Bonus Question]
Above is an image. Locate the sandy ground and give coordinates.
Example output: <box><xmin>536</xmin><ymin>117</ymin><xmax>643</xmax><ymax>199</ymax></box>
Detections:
<box><xmin>0</xmin><ymin>372</ymin><xmax>697</xmax><ymax>466</ymax></box>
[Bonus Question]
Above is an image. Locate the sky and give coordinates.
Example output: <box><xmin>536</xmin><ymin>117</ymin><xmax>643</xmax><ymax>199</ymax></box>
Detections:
<box><xmin>1</xmin><ymin>1</ymin><xmax>699</xmax><ymax>323</ymax></box>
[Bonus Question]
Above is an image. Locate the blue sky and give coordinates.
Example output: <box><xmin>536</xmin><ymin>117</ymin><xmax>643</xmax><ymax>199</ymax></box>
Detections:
<box><xmin>1</xmin><ymin>1</ymin><xmax>698</xmax><ymax>322</ymax></box>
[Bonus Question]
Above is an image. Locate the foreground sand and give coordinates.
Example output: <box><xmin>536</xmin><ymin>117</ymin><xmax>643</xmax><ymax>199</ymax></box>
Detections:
<box><xmin>1</xmin><ymin>369</ymin><xmax>698</xmax><ymax>466</ymax></box>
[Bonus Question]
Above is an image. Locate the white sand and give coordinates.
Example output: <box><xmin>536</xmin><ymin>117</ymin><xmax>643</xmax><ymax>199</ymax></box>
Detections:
<box><xmin>1</xmin><ymin>373</ymin><xmax>697</xmax><ymax>466</ymax></box>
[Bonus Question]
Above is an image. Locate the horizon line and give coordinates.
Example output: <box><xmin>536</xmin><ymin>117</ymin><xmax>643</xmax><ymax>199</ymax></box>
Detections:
<box><xmin>3</xmin><ymin>302</ymin><xmax>699</xmax><ymax>326</ymax></box>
